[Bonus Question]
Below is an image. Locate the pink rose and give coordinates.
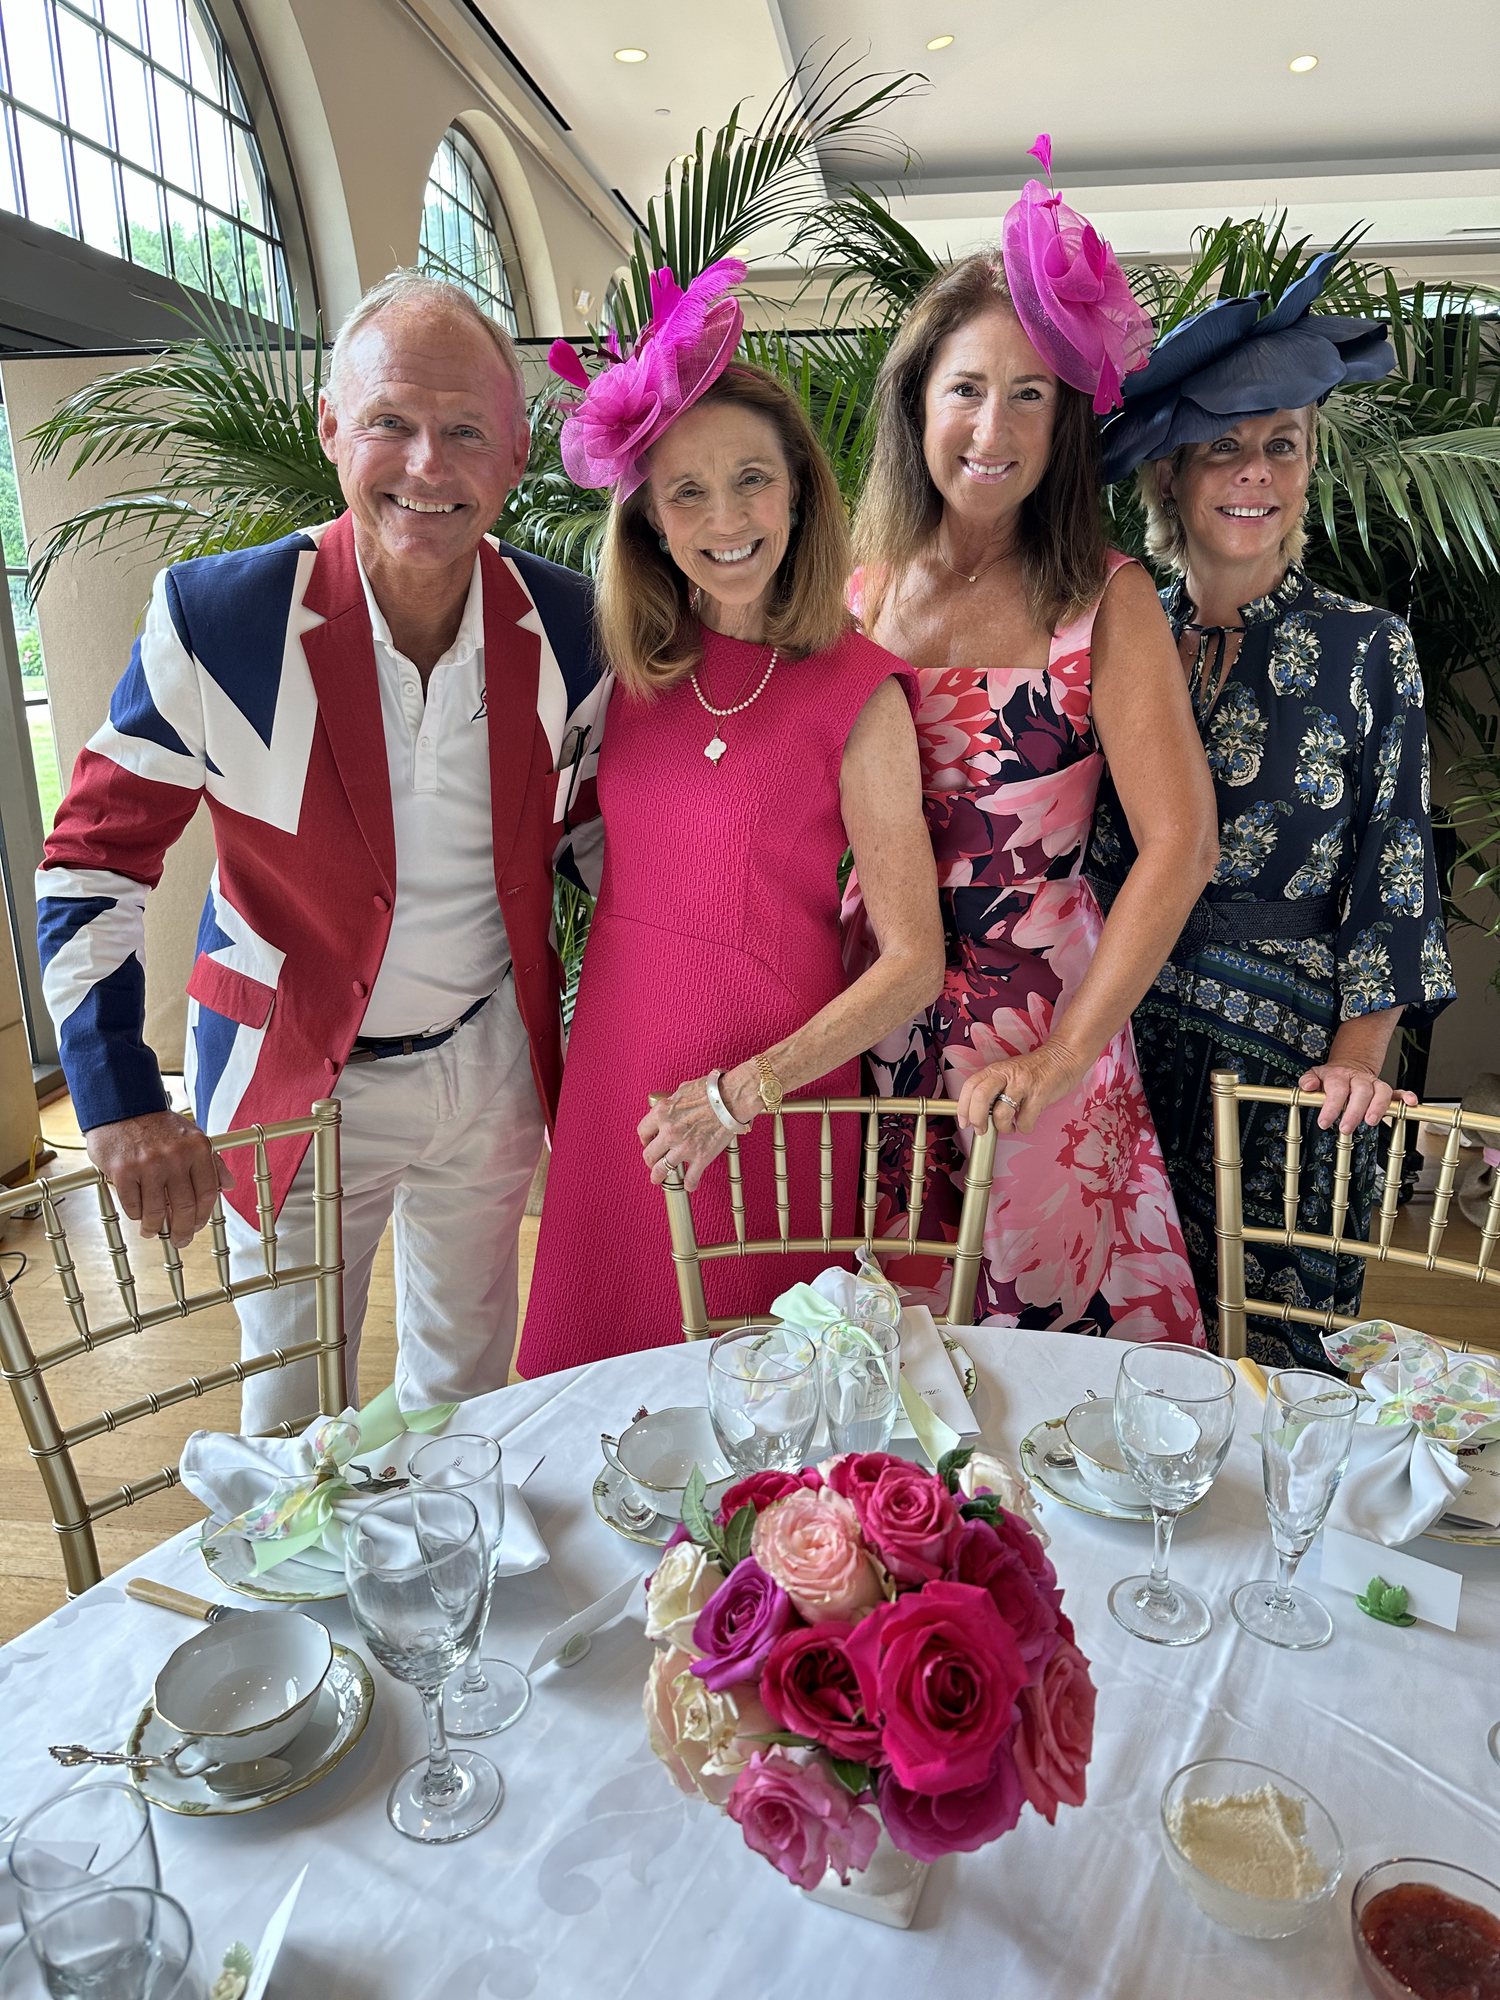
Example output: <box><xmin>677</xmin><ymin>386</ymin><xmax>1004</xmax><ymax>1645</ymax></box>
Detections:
<box><xmin>991</xmin><ymin>1505</ymin><xmax>1063</xmax><ymax>1608</ymax></box>
<box><xmin>849</xmin><ymin>1461</ymin><xmax>962</xmax><ymax>1585</ymax></box>
<box><xmin>726</xmin><ymin>1748</ymin><xmax>880</xmax><ymax>1892</ymax></box>
<box><xmin>950</xmin><ymin>1519</ymin><xmax>1059</xmax><ymax>1675</ymax></box>
<box><xmin>878</xmin><ymin>1734</ymin><xmax>1026</xmax><ymax>1862</ymax></box>
<box><xmin>844</xmin><ymin>1581</ymin><xmax>1026</xmax><ymax>1795</ymax></box>
<box><xmin>1013</xmin><ymin>1638</ymin><xmax>1096</xmax><ymax>1824</ymax></box>
<box><xmin>716</xmin><ymin>1467</ymin><xmax>822</xmax><ymax>1525</ymax></box>
<box><xmin>820</xmin><ymin>1451</ymin><xmax>906</xmax><ymax>1513</ymax></box>
<box><xmin>751</xmin><ymin>1489</ymin><xmax>882</xmax><ymax>1624</ymax></box>
<box><xmin>759</xmin><ymin>1622</ymin><xmax>882</xmax><ymax>1763</ymax></box>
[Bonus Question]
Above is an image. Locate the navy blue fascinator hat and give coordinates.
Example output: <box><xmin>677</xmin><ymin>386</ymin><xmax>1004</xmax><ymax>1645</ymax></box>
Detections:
<box><xmin>1098</xmin><ymin>251</ymin><xmax>1394</xmax><ymax>484</ymax></box>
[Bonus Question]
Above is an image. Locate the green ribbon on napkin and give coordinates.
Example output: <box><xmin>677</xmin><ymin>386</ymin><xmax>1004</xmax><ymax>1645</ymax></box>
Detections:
<box><xmin>220</xmin><ymin>1384</ymin><xmax>457</xmax><ymax>1574</ymax></box>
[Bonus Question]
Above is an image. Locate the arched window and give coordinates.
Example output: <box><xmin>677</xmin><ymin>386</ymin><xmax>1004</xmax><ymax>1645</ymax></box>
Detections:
<box><xmin>419</xmin><ymin>126</ymin><xmax>531</xmax><ymax>337</ymax></box>
<box><xmin>0</xmin><ymin>0</ymin><xmax>291</xmax><ymax>320</ymax></box>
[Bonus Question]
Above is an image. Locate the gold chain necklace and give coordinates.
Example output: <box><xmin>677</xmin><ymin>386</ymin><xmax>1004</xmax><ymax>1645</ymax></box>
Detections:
<box><xmin>690</xmin><ymin>647</ymin><xmax>779</xmax><ymax>765</ymax></box>
<box><xmin>936</xmin><ymin>534</ymin><xmax>1016</xmax><ymax>586</ymax></box>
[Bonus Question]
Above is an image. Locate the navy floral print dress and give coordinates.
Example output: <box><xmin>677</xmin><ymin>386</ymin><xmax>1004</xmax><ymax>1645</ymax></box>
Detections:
<box><xmin>1089</xmin><ymin>563</ymin><xmax>1457</xmax><ymax>1367</ymax></box>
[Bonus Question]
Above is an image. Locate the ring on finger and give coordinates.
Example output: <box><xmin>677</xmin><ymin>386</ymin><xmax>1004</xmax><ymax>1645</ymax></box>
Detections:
<box><xmin>997</xmin><ymin>1091</ymin><xmax>1020</xmax><ymax>1111</ymax></box>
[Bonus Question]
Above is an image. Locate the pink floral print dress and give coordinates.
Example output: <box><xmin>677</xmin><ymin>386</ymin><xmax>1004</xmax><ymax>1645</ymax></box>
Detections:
<box><xmin>844</xmin><ymin>553</ymin><xmax>1205</xmax><ymax>1343</ymax></box>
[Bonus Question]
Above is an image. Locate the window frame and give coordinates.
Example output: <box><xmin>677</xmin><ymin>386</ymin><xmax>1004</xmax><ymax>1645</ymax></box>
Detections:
<box><xmin>419</xmin><ymin>122</ymin><xmax>532</xmax><ymax>339</ymax></box>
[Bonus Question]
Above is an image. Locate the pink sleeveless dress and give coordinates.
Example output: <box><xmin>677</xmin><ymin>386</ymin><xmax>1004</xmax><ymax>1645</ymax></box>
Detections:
<box><xmin>518</xmin><ymin>627</ymin><xmax>916</xmax><ymax>1376</ymax></box>
<box><xmin>843</xmin><ymin>553</ymin><xmax>1205</xmax><ymax>1344</ymax></box>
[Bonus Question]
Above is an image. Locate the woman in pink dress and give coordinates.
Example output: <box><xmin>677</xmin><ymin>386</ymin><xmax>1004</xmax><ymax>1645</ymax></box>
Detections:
<box><xmin>519</xmin><ymin>264</ymin><xmax>943</xmax><ymax>1375</ymax></box>
<box><xmin>844</xmin><ymin>145</ymin><xmax>1217</xmax><ymax>1341</ymax></box>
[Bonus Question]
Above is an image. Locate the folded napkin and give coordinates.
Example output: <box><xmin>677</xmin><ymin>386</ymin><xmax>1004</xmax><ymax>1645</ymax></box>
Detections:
<box><xmin>181</xmin><ymin>1385</ymin><xmax>549</xmax><ymax>1578</ymax></box>
<box><xmin>1321</xmin><ymin>1321</ymin><xmax>1500</xmax><ymax>1546</ymax></box>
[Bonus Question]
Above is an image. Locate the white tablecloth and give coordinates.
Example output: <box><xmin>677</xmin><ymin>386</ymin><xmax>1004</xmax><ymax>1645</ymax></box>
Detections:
<box><xmin>4</xmin><ymin>1329</ymin><xmax>1499</xmax><ymax>1999</ymax></box>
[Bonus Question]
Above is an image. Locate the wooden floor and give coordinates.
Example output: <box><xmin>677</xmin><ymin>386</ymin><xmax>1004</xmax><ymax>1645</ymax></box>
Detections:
<box><xmin>1</xmin><ymin>1097</ymin><xmax>1494</xmax><ymax>1641</ymax></box>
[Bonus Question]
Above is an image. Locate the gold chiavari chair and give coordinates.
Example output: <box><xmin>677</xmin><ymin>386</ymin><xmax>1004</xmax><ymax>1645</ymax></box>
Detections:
<box><xmin>662</xmin><ymin>1096</ymin><xmax>998</xmax><ymax>1339</ymax></box>
<box><xmin>1210</xmin><ymin>1069</ymin><xmax>1500</xmax><ymax>1360</ymax></box>
<box><xmin>0</xmin><ymin>1100</ymin><xmax>346</xmax><ymax>1596</ymax></box>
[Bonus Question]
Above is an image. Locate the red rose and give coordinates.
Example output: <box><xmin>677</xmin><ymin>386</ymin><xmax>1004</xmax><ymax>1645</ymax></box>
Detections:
<box><xmin>715</xmin><ymin>1468</ymin><xmax>821</xmax><ymax>1525</ymax></box>
<box><xmin>844</xmin><ymin>1581</ymin><xmax>1025</xmax><ymax>1795</ymax></box>
<box><xmin>850</xmin><ymin>1461</ymin><xmax>962</xmax><ymax>1585</ymax></box>
<box><xmin>991</xmin><ymin>1507</ymin><xmax>1063</xmax><ymax>1604</ymax></box>
<box><xmin>820</xmin><ymin>1453</ymin><xmax>906</xmax><ymax>1513</ymax></box>
<box><xmin>1013</xmin><ymin>1638</ymin><xmax>1096</xmax><ymax>1824</ymax></box>
<box><xmin>760</xmin><ymin>1623</ymin><xmax>883</xmax><ymax>1764</ymax></box>
<box><xmin>877</xmin><ymin>1733</ymin><xmax>1025</xmax><ymax>1861</ymax></box>
<box><xmin>950</xmin><ymin>1519</ymin><xmax>1060</xmax><ymax>1675</ymax></box>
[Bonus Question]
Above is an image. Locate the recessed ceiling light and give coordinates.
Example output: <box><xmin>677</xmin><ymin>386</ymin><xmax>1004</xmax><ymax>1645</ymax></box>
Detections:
<box><xmin>926</xmin><ymin>34</ymin><xmax>955</xmax><ymax>49</ymax></box>
<box><xmin>655</xmin><ymin>106</ymin><xmax>671</xmax><ymax>116</ymax></box>
<box><xmin>614</xmin><ymin>47</ymin><xmax>648</xmax><ymax>63</ymax></box>
<box><xmin>1289</xmin><ymin>53</ymin><xmax>1318</xmax><ymax>71</ymax></box>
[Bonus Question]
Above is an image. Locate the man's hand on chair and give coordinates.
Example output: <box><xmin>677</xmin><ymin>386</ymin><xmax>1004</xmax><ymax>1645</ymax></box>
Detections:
<box><xmin>85</xmin><ymin>1111</ymin><xmax>236</xmax><ymax>1248</ymax></box>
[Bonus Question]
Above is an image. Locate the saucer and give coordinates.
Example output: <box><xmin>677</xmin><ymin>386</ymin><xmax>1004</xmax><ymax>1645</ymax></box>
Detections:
<box><xmin>592</xmin><ymin>1465</ymin><xmax>674</xmax><ymax>1548</ymax></box>
<box><xmin>201</xmin><ymin>1524</ymin><xmax>345</xmax><ymax>1603</ymax></box>
<box><xmin>127</xmin><ymin>1645</ymin><xmax>373</xmax><ymax>1815</ymax></box>
<box><xmin>942</xmin><ymin>1338</ymin><xmax>978</xmax><ymax>1400</ymax></box>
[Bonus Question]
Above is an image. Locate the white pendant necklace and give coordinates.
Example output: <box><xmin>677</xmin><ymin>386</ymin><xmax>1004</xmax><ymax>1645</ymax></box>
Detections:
<box><xmin>690</xmin><ymin>646</ymin><xmax>779</xmax><ymax>764</ymax></box>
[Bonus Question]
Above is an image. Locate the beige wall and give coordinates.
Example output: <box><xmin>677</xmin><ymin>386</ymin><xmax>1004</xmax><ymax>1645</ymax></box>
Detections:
<box><xmin>0</xmin><ymin>909</ymin><xmax>41</xmax><ymax>1181</ymax></box>
<box><xmin>1</xmin><ymin>354</ymin><xmax>214</xmax><ymax>1075</ymax></box>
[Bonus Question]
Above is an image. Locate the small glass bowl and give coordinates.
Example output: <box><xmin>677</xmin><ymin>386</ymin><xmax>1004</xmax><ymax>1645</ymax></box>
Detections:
<box><xmin>1159</xmin><ymin>1758</ymin><xmax>1344</xmax><ymax>1939</ymax></box>
<box><xmin>1352</xmin><ymin>1856</ymin><xmax>1500</xmax><ymax>1998</ymax></box>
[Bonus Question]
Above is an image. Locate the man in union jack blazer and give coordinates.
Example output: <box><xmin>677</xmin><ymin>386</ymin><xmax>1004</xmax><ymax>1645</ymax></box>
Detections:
<box><xmin>37</xmin><ymin>273</ymin><xmax>608</xmax><ymax>1426</ymax></box>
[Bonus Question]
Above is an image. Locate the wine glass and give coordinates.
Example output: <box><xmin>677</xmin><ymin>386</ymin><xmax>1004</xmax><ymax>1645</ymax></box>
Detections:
<box><xmin>1231</xmin><ymin>1370</ymin><xmax>1359</xmax><ymax>1650</ymax></box>
<box><xmin>707</xmin><ymin>1325</ymin><xmax>821</xmax><ymax>1474</ymax></box>
<box><xmin>344</xmin><ymin>1489</ymin><xmax>501</xmax><ymax>1844</ymax></box>
<box><xmin>821</xmin><ymin>1316</ymin><xmax>901</xmax><ymax>1454</ymax></box>
<box><xmin>10</xmin><ymin>1782</ymin><xmax>159</xmax><ymax>1929</ymax></box>
<box><xmin>1109</xmin><ymin>1344</ymin><xmax>1238</xmax><ymax>1646</ymax></box>
<box><xmin>408</xmin><ymin>1434</ymin><xmax>531</xmax><ymax>1737</ymax></box>
<box><xmin>1</xmin><ymin>1887</ymin><xmax>202</xmax><ymax>1999</ymax></box>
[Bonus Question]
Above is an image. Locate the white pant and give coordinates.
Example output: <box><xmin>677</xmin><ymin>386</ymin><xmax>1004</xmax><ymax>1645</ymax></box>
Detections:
<box><xmin>228</xmin><ymin>979</ymin><xmax>545</xmax><ymax>1432</ymax></box>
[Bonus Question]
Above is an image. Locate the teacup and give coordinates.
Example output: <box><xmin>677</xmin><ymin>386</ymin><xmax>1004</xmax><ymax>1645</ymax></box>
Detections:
<box><xmin>152</xmin><ymin>1608</ymin><xmax>333</xmax><ymax>1776</ymax></box>
<box><xmin>1063</xmin><ymin>1397</ymin><xmax>1151</xmax><ymax>1509</ymax></box>
<box><xmin>601</xmin><ymin>1407</ymin><xmax>735</xmax><ymax>1525</ymax></box>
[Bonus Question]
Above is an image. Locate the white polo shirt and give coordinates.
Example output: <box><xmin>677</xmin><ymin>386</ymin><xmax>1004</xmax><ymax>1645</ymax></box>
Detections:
<box><xmin>356</xmin><ymin>553</ymin><xmax>511</xmax><ymax>1039</ymax></box>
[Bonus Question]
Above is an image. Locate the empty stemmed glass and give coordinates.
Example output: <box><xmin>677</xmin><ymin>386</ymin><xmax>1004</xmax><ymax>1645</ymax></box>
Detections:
<box><xmin>708</xmin><ymin>1325</ymin><xmax>821</xmax><ymax>1474</ymax></box>
<box><xmin>344</xmin><ymin>1489</ymin><xmax>500</xmax><ymax>1844</ymax></box>
<box><xmin>9</xmin><ymin>1782</ymin><xmax>159</xmax><ymax>1928</ymax></box>
<box><xmin>1232</xmin><ymin>1369</ymin><xmax>1359</xmax><ymax>1650</ymax></box>
<box><xmin>408</xmin><ymin>1434</ymin><xmax>530</xmax><ymax>1736</ymax></box>
<box><xmin>1110</xmin><ymin>1344</ymin><xmax>1238</xmax><ymax>1646</ymax></box>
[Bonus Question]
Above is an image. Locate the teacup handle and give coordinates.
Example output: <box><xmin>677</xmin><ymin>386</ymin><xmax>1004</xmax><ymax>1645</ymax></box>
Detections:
<box><xmin>600</xmin><ymin>1433</ymin><xmax>628</xmax><ymax>1482</ymax></box>
<box><xmin>600</xmin><ymin>1435</ymin><xmax>657</xmax><ymax>1529</ymax></box>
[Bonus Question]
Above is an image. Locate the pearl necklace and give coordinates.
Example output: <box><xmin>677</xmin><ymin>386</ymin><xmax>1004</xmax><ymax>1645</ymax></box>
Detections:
<box><xmin>690</xmin><ymin>647</ymin><xmax>779</xmax><ymax>764</ymax></box>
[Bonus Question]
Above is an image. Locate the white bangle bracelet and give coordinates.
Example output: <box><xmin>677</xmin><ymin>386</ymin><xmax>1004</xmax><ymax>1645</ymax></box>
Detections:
<box><xmin>706</xmin><ymin>1070</ymin><xmax>751</xmax><ymax>1135</ymax></box>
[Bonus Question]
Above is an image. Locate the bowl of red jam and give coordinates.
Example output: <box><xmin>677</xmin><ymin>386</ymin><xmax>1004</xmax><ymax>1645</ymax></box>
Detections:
<box><xmin>1352</xmin><ymin>1857</ymin><xmax>1500</xmax><ymax>1999</ymax></box>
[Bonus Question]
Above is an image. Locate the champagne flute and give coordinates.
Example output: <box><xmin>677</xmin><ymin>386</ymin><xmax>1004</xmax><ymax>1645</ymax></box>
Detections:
<box><xmin>1109</xmin><ymin>1345</ymin><xmax>1238</xmax><ymax>1646</ymax></box>
<box><xmin>408</xmin><ymin>1434</ymin><xmax>530</xmax><ymax>1736</ymax></box>
<box><xmin>10</xmin><ymin>1783</ymin><xmax>159</xmax><ymax>1930</ymax></box>
<box><xmin>708</xmin><ymin>1326</ymin><xmax>821</xmax><ymax>1473</ymax></box>
<box><xmin>344</xmin><ymin>1489</ymin><xmax>500</xmax><ymax>1843</ymax></box>
<box><xmin>1231</xmin><ymin>1370</ymin><xmax>1358</xmax><ymax>1650</ymax></box>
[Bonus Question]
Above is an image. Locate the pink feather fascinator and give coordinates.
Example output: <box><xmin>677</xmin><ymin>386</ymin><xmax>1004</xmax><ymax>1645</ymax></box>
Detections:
<box><xmin>1002</xmin><ymin>136</ymin><xmax>1153</xmax><ymax>414</ymax></box>
<box><xmin>547</xmin><ymin>258</ymin><xmax>747</xmax><ymax>498</ymax></box>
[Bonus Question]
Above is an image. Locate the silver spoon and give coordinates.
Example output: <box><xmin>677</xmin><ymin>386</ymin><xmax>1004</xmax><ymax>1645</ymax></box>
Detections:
<box><xmin>49</xmin><ymin>1743</ymin><xmax>291</xmax><ymax>1794</ymax></box>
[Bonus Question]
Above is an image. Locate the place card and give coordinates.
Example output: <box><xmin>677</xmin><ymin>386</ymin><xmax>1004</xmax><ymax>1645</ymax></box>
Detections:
<box><xmin>1318</xmin><ymin>1526</ymin><xmax>1463</xmax><ymax>1632</ymax></box>
<box><xmin>899</xmin><ymin>1307</ymin><xmax>979</xmax><ymax>1441</ymax></box>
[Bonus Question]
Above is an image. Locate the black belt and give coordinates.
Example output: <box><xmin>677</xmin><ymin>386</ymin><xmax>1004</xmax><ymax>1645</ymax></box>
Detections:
<box><xmin>1088</xmin><ymin>879</ymin><xmax>1340</xmax><ymax>964</ymax></box>
<box><xmin>346</xmin><ymin>990</ymin><xmax>493</xmax><ymax>1064</ymax></box>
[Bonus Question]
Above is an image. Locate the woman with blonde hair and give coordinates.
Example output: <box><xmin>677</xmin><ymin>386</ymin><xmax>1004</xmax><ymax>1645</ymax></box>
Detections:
<box><xmin>844</xmin><ymin>140</ymin><xmax>1218</xmax><ymax>1340</ymax></box>
<box><xmin>1090</xmin><ymin>254</ymin><xmax>1456</xmax><ymax>1364</ymax></box>
<box><xmin>519</xmin><ymin>263</ymin><xmax>943</xmax><ymax>1373</ymax></box>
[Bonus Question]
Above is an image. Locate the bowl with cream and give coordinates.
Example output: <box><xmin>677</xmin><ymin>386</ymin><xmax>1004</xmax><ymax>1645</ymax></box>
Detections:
<box><xmin>1160</xmin><ymin>1757</ymin><xmax>1344</xmax><ymax>1939</ymax></box>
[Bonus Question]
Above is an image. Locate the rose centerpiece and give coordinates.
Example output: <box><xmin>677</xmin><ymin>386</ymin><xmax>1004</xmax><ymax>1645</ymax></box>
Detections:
<box><xmin>642</xmin><ymin>1446</ymin><xmax>1096</xmax><ymax>1904</ymax></box>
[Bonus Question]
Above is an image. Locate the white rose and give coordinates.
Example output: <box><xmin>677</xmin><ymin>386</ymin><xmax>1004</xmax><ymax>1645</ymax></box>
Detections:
<box><xmin>958</xmin><ymin>1448</ymin><xmax>1049</xmax><ymax>1546</ymax></box>
<box><xmin>643</xmin><ymin>1541</ymin><xmax>726</xmax><ymax>1652</ymax></box>
<box><xmin>643</xmin><ymin>1646</ymin><xmax>774</xmax><ymax>1806</ymax></box>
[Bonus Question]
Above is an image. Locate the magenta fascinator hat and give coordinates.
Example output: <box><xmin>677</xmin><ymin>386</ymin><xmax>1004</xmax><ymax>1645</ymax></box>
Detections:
<box><xmin>547</xmin><ymin>257</ymin><xmax>747</xmax><ymax>499</ymax></box>
<box><xmin>1002</xmin><ymin>135</ymin><xmax>1153</xmax><ymax>415</ymax></box>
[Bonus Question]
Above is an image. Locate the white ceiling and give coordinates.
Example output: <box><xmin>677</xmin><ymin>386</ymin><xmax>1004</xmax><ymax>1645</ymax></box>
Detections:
<box><xmin>477</xmin><ymin>0</ymin><xmax>1500</xmax><ymax>276</ymax></box>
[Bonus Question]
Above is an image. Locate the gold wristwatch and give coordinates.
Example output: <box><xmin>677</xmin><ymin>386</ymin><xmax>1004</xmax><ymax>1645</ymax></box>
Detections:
<box><xmin>754</xmin><ymin>1052</ymin><xmax>784</xmax><ymax>1117</ymax></box>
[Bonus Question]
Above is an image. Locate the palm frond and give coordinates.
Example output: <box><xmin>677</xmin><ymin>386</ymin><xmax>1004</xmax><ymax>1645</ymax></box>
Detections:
<box><xmin>743</xmin><ymin>323</ymin><xmax>889</xmax><ymax>505</ymax></box>
<box><xmin>1316</xmin><ymin>398</ymin><xmax>1500</xmax><ymax>574</ymax></box>
<box><xmin>611</xmin><ymin>47</ymin><xmax>921</xmax><ymax>336</ymax></box>
<box><xmin>787</xmin><ymin>182</ymin><xmax>938</xmax><ymax>323</ymax></box>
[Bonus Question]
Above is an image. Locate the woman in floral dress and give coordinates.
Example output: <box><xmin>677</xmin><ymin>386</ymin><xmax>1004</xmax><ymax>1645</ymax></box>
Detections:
<box><xmin>1091</xmin><ymin>256</ymin><xmax>1457</xmax><ymax>1365</ymax></box>
<box><xmin>844</xmin><ymin>170</ymin><xmax>1219</xmax><ymax>1340</ymax></box>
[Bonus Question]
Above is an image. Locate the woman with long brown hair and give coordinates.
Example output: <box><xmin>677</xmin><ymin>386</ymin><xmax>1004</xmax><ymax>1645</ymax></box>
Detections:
<box><xmin>844</xmin><ymin>147</ymin><xmax>1218</xmax><ymax>1339</ymax></box>
<box><xmin>519</xmin><ymin>263</ymin><xmax>943</xmax><ymax>1373</ymax></box>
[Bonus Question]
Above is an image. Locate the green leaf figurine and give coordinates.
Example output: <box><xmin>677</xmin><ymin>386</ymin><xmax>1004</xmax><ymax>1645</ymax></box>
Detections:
<box><xmin>1356</xmin><ymin>1576</ymin><xmax>1417</xmax><ymax>1626</ymax></box>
